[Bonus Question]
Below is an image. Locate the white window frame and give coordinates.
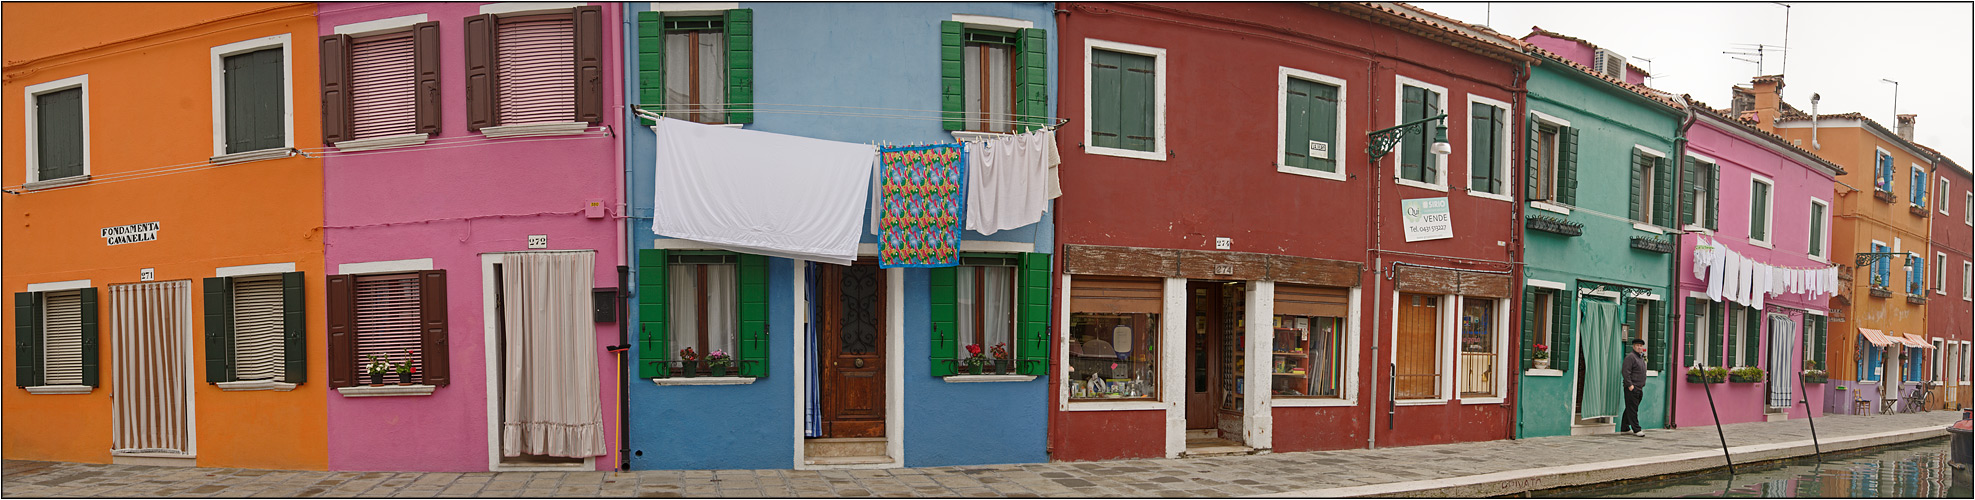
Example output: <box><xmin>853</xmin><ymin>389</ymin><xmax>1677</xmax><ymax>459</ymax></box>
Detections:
<box><xmin>209</xmin><ymin>34</ymin><xmax>295</xmax><ymax>159</ymax></box>
<box><xmin>949</xmin><ymin>256</ymin><xmax>1022</xmax><ymax>363</ymax></box>
<box><xmin>1082</xmin><ymin>38</ymin><xmax>1166</xmax><ymax>162</ymax></box>
<box><xmin>1966</xmin><ymin>191</ymin><xmax>1972</xmax><ymax>226</ymax></box>
<box><xmin>1910</xmin><ymin>164</ymin><xmax>1928</xmax><ymax>208</ymax></box>
<box><xmin>1391</xmin><ymin>75</ymin><xmax>1450</xmax><ymax>192</ymax></box>
<box><xmin>1276</xmin><ymin>66</ymin><xmax>1349</xmax><ymax>182</ymax></box>
<box><xmin>1937</xmin><ymin>252</ymin><xmax>1950</xmax><ymax>295</ymax></box>
<box><xmin>1464</xmin><ymin>94</ymin><xmax>1514</xmax><ymax>201</ymax></box>
<box><xmin>1057</xmin><ymin>275</ymin><xmax>1177</xmax><ymax>413</ymax></box>
<box><xmin>1963</xmin><ymin>260</ymin><xmax>1971</xmax><ymax>301</ymax></box>
<box><xmin>1632</xmin><ymin>145</ymin><xmax>1670</xmax><ymax>226</ymax></box>
<box><xmin>1941</xmin><ymin>176</ymin><xmax>1953</xmax><ymax>215</ymax></box>
<box><xmin>1528</xmin><ymin>111</ymin><xmax>1572</xmax><ymax>214</ymax></box>
<box><xmin>1727</xmin><ymin>306</ymin><xmax>1751</xmax><ymax>368</ymax></box>
<box><xmin>1525</xmin><ymin>279</ymin><xmax>1566</xmax><ymax>376</ymax></box>
<box><xmin>1875</xmin><ymin>148</ymin><xmax>1895</xmax><ymax>193</ymax></box>
<box><xmin>1391</xmin><ymin>291</ymin><xmax>1453</xmax><ymax>405</ymax></box>
<box><xmin>332</xmin><ymin>14</ymin><xmax>428</xmax><ymax>36</ymax></box>
<box><xmin>23</xmin><ymin>279</ymin><xmax>95</xmax><ymax>394</ymax></box>
<box><xmin>1272</xmin><ymin>285</ymin><xmax>1362</xmax><ymax>408</ymax></box>
<box><xmin>1456</xmin><ymin>295</ymin><xmax>1509</xmax><ymax>404</ymax></box>
<box><xmin>1682</xmin><ymin>152</ymin><xmax>1721</xmax><ymax>233</ymax></box>
<box><xmin>1747</xmin><ymin>174</ymin><xmax>1775</xmax><ymax>248</ymax></box>
<box><xmin>213</xmin><ymin>264</ymin><xmax>301</xmax><ymax>391</ymax></box>
<box><xmin>23</xmin><ymin>75</ymin><xmax>91</xmax><ymax>188</ymax></box>
<box><xmin>1807</xmin><ymin>198</ymin><xmax>1830</xmax><ymax>262</ymax></box>
<box><xmin>1686</xmin><ymin>292</ymin><xmax>1714</xmax><ymax>369</ymax></box>
<box><xmin>1933</xmin><ymin>337</ymin><xmax>1946</xmax><ymax>383</ymax></box>
<box><xmin>1869</xmin><ymin>239</ymin><xmax>1891</xmax><ymax>290</ymax></box>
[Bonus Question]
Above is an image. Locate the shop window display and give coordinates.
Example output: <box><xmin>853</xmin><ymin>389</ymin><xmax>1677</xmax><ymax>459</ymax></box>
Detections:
<box><xmin>1067</xmin><ymin>313</ymin><xmax>1159</xmax><ymax>400</ymax></box>
<box><xmin>1273</xmin><ymin>315</ymin><xmax>1344</xmax><ymax>397</ymax></box>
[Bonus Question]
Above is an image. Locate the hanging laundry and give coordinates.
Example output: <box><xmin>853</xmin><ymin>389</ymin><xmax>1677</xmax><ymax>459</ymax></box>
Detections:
<box><xmin>877</xmin><ymin>144</ymin><xmax>966</xmax><ymax>268</ymax></box>
<box><xmin>1707</xmin><ymin>239</ymin><xmax>1727</xmax><ymax>301</ymax></box>
<box><xmin>650</xmin><ymin>118</ymin><xmax>878</xmax><ymax>266</ymax></box>
<box><xmin>966</xmin><ymin>130</ymin><xmax>1052</xmax><ymax>235</ymax></box>
<box><xmin>1751</xmin><ymin>262</ymin><xmax>1769</xmax><ymax>310</ymax></box>
<box><xmin>1045</xmin><ymin>131</ymin><xmax>1063</xmax><ymax>200</ymax></box>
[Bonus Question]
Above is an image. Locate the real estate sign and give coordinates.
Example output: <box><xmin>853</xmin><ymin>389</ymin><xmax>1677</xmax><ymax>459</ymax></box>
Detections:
<box><xmin>1401</xmin><ymin>197</ymin><xmax>1452</xmax><ymax>242</ymax></box>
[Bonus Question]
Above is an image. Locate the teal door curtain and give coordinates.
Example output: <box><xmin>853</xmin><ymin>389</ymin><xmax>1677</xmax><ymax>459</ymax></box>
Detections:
<box><xmin>1577</xmin><ymin>297</ymin><xmax>1622</xmax><ymax>419</ymax></box>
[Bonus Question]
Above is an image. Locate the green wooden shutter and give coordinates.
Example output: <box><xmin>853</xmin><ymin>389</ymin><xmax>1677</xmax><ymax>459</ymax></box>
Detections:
<box><xmin>929</xmin><ymin>267</ymin><xmax>958</xmax><ymax>377</ymax></box>
<box><xmin>1400</xmin><ymin>86</ymin><xmax>1425</xmax><ymax>182</ymax></box>
<box><xmin>737</xmin><ymin>254</ymin><xmax>769</xmax><ymax>378</ymax></box>
<box><xmin>34</xmin><ymin>88</ymin><xmax>84</xmax><ymax>180</ymax></box>
<box><xmin>1470</xmin><ymin>103</ymin><xmax>1499</xmax><ymax>193</ymax></box>
<box><xmin>224</xmin><ymin>48</ymin><xmax>285</xmax><ymax>154</ymax></box>
<box><xmin>78</xmin><ymin>288</ymin><xmax>98</xmax><ymax>387</ymax></box>
<box><xmin>1622</xmin><ymin>298</ymin><xmax>1639</xmax><ymax>343</ymax></box>
<box><xmin>940</xmin><ymin>21</ymin><xmax>965</xmax><ymax>131</ymax></box>
<box><xmin>1558</xmin><ymin>128</ymin><xmax>1579</xmax><ymax>206</ymax></box>
<box><xmin>637</xmin><ymin>249</ymin><xmax>670</xmax><ymax>378</ymax></box>
<box><xmin>1653</xmin><ymin>155</ymin><xmax>1673</xmax><ymax>227</ymax></box>
<box><xmin>1553</xmin><ymin>292</ymin><xmax>1573</xmax><ymax>372</ymax></box>
<box><xmin>724</xmin><ymin>9</ymin><xmax>754</xmax><ymax>124</ymax></box>
<box><xmin>281</xmin><ymin>272</ymin><xmax>307</xmax><ymax>384</ymax></box>
<box><xmin>1118</xmin><ymin>52</ymin><xmax>1156</xmax><ymax>153</ymax></box>
<box><xmin>1525</xmin><ymin>116</ymin><xmax>1541</xmax><ymax>200</ymax></box>
<box><xmin>1630</xmin><ymin>155</ymin><xmax>1646</xmax><ymax>221</ymax></box>
<box><xmin>1016</xmin><ymin>252</ymin><xmax>1052</xmax><ymax>376</ymax></box>
<box><xmin>1306</xmin><ymin>82</ymin><xmax>1338</xmax><ymax>173</ymax></box>
<box><xmin>1284</xmin><ymin>80</ymin><xmax>1312</xmax><ymax>170</ymax></box>
<box><xmin>203</xmin><ymin>277</ymin><xmax>236</xmax><ymax>383</ymax></box>
<box><xmin>15</xmin><ymin>292</ymin><xmax>43</xmax><ymax>388</ymax></box>
<box><xmin>1812</xmin><ymin>316</ymin><xmax>1827</xmax><ymax>368</ymax></box>
<box><xmin>1015</xmin><ymin>28</ymin><xmax>1047</xmax><ymax>132</ymax></box>
<box><xmin>1089</xmin><ymin>49</ymin><xmax>1122</xmax><ymax>149</ymax></box>
<box><xmin>1707</xmin><ymin>302</ymin><xmax>1725</xmax><ymax>368</ymax></box>
<box><xmin>1520</xmin><ymin>287</ymin><xmax>1537</xmax><ymax>371</ymax></box>
<box><xmin>1649</xmin><ymin>301</ymin><xmax>1668</xmax><ymax>371</ymax></box>
<box><xmin>1683</xmin><ymin>298</ymin><xmax>1701</xmax><ymax>368</ymax></box>
<box><xmin>1705</xmin><ymin>163</ymin><xmax>1720</xmax><ymax>230</ymax></box>
<box><xmin>1680</xmin><ymin>156</ymin><xmax>1698</xmax><ymax>226</ymax></box>
<box><xmin>635</xmin><ymin>11</ymin><xmax>664</xmax><ymax>125</ymax></box>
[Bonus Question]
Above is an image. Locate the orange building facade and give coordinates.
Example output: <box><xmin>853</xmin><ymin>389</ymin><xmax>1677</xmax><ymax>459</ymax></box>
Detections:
<box><xmin>3</xmin><ymin>3</ymin><xmax>328</xmax><ymax>469</ymax></box>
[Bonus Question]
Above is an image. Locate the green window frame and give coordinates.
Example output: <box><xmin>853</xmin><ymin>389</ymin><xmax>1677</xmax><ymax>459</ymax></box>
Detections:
<box><xmin>1282</xmin><ymin>71</ymin><xmax>1343</xmax><ymax>175</ymax></box>
<box><xmin>636</xmin><ymin>249</ymin><xmax>769</xmax><ymax>379</ymax></box>
<box><xmin>930</xmin><ymin>253</ymin><xmax>1050</xmax><ymax>377</ymax></box>
<box><xmin>1086</xmin><ymin>42</ymin><xmax>1160</xmax><ymax>156</ymax></box>
<box><xmin>636</xmin><ymin>9</ymin><xmax>753</xmax><ymax>126</ymax></box>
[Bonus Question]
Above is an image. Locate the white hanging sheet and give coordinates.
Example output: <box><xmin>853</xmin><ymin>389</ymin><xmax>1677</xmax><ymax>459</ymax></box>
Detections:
<box><xmin>965</xmin><ymin>130</ymin><xmax>1051</xmax><ymax>235</ymax></box>
<box><xmin>651</xmin><ymin>118</ymin><xmax>878</xmax><ymax>266</ymax></box>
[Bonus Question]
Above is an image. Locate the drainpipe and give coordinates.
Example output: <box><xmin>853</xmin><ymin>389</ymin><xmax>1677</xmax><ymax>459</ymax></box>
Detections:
<box><xmin>1506</xmin><ymin>61</ymin><xmax>1529</xmax><ymax>441</ymax></box>
<box><xmin>615</xmin><ymin>3</ymin><xmax>634</xmax><ymax>472</ymax></box>
<box><xmin>1365</xmin><ymin>59</ymin><xmax>1384</xmax><ymax>451</ymax></box>
<box><xmin>1665</xmin><ymin>94</ymin><xmax>1700</xmax><ymax>429</ymax></box>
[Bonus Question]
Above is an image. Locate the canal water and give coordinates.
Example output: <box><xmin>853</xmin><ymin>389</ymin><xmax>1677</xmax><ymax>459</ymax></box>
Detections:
<box><xmin>1542</xmin><ymin>438</ymin><xmax>1969</xmax><ymax>498</ymax></box>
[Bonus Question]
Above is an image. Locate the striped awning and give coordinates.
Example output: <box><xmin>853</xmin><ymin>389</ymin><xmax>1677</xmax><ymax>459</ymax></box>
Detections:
<box><xmin>1858</xmin><ymin>328</ymin><xmax>1896</xmax><ymax>346</ymax></box>
<box><xmin>1902</xmin><ymin>333</ymin><xmax>1936</xmax><ymax>349</ymax></box>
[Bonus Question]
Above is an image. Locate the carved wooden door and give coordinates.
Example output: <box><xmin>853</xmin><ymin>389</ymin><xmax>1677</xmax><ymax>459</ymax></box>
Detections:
<box><xmin>819</xmin><ymin>262</ymin><xmax>886</xmax><ymax>437</ymax></box>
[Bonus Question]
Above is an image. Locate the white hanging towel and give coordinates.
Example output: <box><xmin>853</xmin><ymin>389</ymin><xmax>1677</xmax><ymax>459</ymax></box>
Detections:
<box><xmin>1046</xmin><ymin>131</ymin><xmax>1063</xmax><ymax>200</ymax></box>
<box><xmin>966</xmin><ymin>131</ymin><xmax>1050</xmax><ymax>235</ymax></box>
<box><xmin>1722</xmin><ymin>250</ymin><xmax>1741</xmax><ymax>304</ymax></box>
<box><xmin>1707</xmin><ymin>239</ymin><xmax>1727</xmax><ymax>301</ymax></box>
<box><xmin>1751</xmin><ymin>262</ymin><xmax>1768</xmax><ymax>310</ymax></box>
<box><xmin>650</xmin><ymin>118</ymin><xmax>878</xmax><ymax>266</ymax></box>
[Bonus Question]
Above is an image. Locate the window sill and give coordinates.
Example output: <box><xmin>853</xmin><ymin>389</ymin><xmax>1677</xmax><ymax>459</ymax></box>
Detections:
<box><xmin>1278</xmin><ymin>165</ymin><xmax>1347</xmax><ymax>181</ymax></box>
<box><xmin>1748</xmin><ymin>239</ymin><xmax>1773</xmax><ymax>249</ymax></box>
<box><xmin>1467</xmin><ymin>190</ymin><xmax>1513</xmax><ymax>202</ymax></box>
<box><xmin>1632</xmin><ymin>222</ymin><xmax>1666</xmax><ymax>234</ymax></box>
<box><xmin>943</xmin><ymin>374</ymin><xmax>1036</xmax><ymax>383</ymax></box>
<box><xmin>1085</xmin><ymin>145</ymin><xmax>1165</xmax><ymax>162</ymax></box>
<box><xmin>333</xmin><ymin>133</ymin><xmax>429</xmax><ymax>152</ymax></box>
<box><xmin>1393</xmin><ymin>399</ymin><xmax>1447</xmax><ymax>406</ymax></box>
<box><xmin>1530</xmin><ymin>201</ymin><xmax>1572</xmax><ymax>215</ymax></box>
<box><xmin>336</xmin><ymin>385</ymin><xmax>436</xmax><ymax>397</ymax></box>
<box><xmin>1648</xmin><ymin>370</ymin><xmax>1660</xmax><ymax>377</ymax></box>
<box><xmin>25</xmin><ymin>385</ymin><xmax>92</xmax><ymax>395</ymax></box>
<box><xmin>1272</xmin><ymin>397</ymin><xmax>1355</xmax><ymax>408</ymax></box>
<box><xmin>23</xmin><ymin>175</ymin><xmax>90</xmax><ymax>191</ymax></box>
<box><xmin>1524</xmin><ymin>369</ymin><xmax>1563</xmax><ymax>377</ymax></box>
<box><xmin>651</xmin><ymin>376</ymin><xmax>756</xmax><ymax>386</ymax></box>
<box><xmin>217</xmin><ymin>380</ymin><xmax>297</xmax><ymax>392</ymax></box>
<box><xmin>481</xmin><ymin>121</ymin><xmax>588</xmax><ymax>139</ymax></box>
<box><xmin>1461</xmin><ymin>397</ymin><xmax>1505</xmax><ymax>405</ymax></box>
<box><xmin>1393</xmin><ymin>177</ymin><xmax>1449</xmax><ymax>192</ymax></box>
<box><xmin>1682</xmin><ymin>225</ymin><xmax>1713</xmax><ymax>235</ymax></box>
<box><xmin>1062</xmin><ymin>400</ymin><xmax>1164</xmax><ymax>411</ymax></box>
<box><xmin>210</xmin><ymin>148</ymin><xmax>294</xmax><ymax>165</ymax></box>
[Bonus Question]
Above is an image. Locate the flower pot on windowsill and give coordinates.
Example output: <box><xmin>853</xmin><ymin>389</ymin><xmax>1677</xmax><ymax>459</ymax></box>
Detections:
<box><xmin>1906</xmin><ymin>294</ymin><xmax>1928</xmax><ymax>305</ymax></box>
<box><xmin>1729</xmin><ymin>368</ymin><xmax>1765</xmax><ymax>383</ymax></box>
<box><xmin>710</xmin><ymin>364</ymin><xmax>730</xmax><ymax>377</ymax></box>
<box><xmin>398</xmin><ymin>377</ymin><xmax>415</xmax><ymax>386</ymax></box>
<box><xmin>1874</xmin><ymin>190</ymin><xmax>1897</xmax><ymax>203</ymax></box>
<box><xmin>1686</xmin><ymin>374</ymin><xmax>1724</xmax><ymax>384</ymax></box>
<box><xmin>1534</xmin><ymin>358</ymin><xmax>1551</xmax><ymax>370</ymax></box>
<box><xmin>966</xmin><ymin>363</ymin><xmax>985</xmax><ymax>375</ymax></box>
<box><xmin>1911</xmin><ymin>205</ymin><xmax>1931</xmax><ymax>217</ymax></box>
<box><xmin>993</xmin><ymin>359</ymin><xmax>1011</xmax><ymax>374</ymax></box>
<box><xmin>368</xmin><ymin>372</ymin><xmax>385</xmax><ymax>386</ymax></box>
<box><xmin>677</xmin><ymin>362</ymin><xmax>698</xmax><ymax>378</ymax></box>
<box><xmin>1802</xmin><ymin>371</ymin><xmax>1829</xmax><ymax>384</ymax></box>
<box><xmin>1869</xmin><ymin>287</ymin><xmax>1893</xmax><ymax>298</ymax></box>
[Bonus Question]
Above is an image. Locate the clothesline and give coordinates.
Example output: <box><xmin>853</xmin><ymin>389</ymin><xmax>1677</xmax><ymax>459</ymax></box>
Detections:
<box><xmin>631</xmin><ymin>103</ymin><xmax>1070</xmax><ymax>128</ymax></box>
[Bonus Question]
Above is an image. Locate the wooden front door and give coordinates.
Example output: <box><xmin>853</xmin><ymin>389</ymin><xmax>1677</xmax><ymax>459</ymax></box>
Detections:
<box><xmin>1185</xmin><ymin>283</ymin><xmax>1220</xmax><ymax>430</ymax></box>
<box><xmin>819</xmin><ymin>262</ymin><xmax>886</xmax><ymax>438</ymax></box>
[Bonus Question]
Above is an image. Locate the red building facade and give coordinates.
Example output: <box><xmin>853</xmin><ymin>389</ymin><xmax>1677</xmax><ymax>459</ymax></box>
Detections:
<box><xmin>1048</xmin><ymin>2</ymin><xmax>1532</xmax><ymax>461</ymax></box>
<box><xmin>1927</xmin><ymin>155</ymin><xmax>1971</xmax><ymax>409</ymax></box>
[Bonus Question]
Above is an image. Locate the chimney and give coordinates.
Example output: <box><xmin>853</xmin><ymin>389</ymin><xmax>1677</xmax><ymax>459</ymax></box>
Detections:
<box><xmin>1748</xmin><ymin>75</ymin><xmax>1784</xmax><ymax>133</ymax></box>
<box><xmin>1896</xmin><ymin>114</ymin><xmax>1916</xmax><ymax>141</ymax></box>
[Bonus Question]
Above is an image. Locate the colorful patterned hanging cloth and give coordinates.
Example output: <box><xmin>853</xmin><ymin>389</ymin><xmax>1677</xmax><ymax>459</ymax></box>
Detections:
<box><xmin>877</xmin><ymin>144</ymin><xmax>966</xmax><ymax>268</ymax></box>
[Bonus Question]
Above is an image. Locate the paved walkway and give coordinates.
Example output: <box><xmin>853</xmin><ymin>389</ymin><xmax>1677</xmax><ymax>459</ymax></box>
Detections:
<box><xmin>3</xmin><ymin>411</ymin><xmax>1960</xmax><ymax>498</ymax></box>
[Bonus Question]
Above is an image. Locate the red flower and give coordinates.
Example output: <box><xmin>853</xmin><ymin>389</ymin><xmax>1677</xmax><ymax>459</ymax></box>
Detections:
<box><xmin>1535</xmin><ymin>344</ymin><xmax>1548</xmax><ymax>351</ymax></box>
<box><xmin>965</xmin><ymin>344</ymin><xmax>984</xmax><ymax>357</ymax></box>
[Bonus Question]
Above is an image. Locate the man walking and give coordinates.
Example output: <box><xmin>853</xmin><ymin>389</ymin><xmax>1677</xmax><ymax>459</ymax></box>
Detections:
<box><xmin>1621</xmin><ymin>338</ymin><xmax>1648</xmax><ymax>436</ymax></box>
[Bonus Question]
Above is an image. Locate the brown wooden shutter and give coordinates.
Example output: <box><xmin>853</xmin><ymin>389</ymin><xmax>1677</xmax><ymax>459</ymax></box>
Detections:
<box><xmin>326</xmin><ymin>274</ymin><xmax>356</xmax><ymax>388</ymax></box>
<box><xmin>1394</xmin><ymin>267</ymin><xmax>1460</xmax><ymax>295</ymax></box>
<box><xmin>1458</xmin><ymin>273</ymin><xmax>1511</xmax><ymax>298</ymax></box>
<box><xmin>1275</xmin><ymin>284</ymin><xmax>1349</xmax><ymax>317</ymax></box>
<box><xmin>463</xmin><ymin>14</ymin><xmax>498</xmax><ymax>131</ymax></box>
<box><xmin>573</xmin><ymin>5</ymin><xmax>603</xmax><ymax>124</ymax></box>
<box><xmin>413</xmin><ymin>21</ymin><xmax>442</xmax><ymax>135</ymax></box>
<box><xmin>1068</xmin><ymin>276</ymin><xmax>1163</xmax><ymax>314</ymax></box>
<box><xmin>419</xmin><ymin>270</ymin><xmax>450</xmax><ymax>387</ymax></box>
<box><xmin>319</xmin><ymin>34</ymin><xmax>354</xmax><ymax>144</ymax></box>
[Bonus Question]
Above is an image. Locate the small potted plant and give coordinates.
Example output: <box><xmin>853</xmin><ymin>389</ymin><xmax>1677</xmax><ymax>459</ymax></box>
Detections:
<box><xmin>365</xmin><ymin>354</ymin><xmax>391</xmax><ymax>386</ymax></box>
<box><xmin>677</xmin><ymin>347</ymin><xmax>699</xmax><ymax>378</ymax></box>
<box><xmin>990</xmin><ymin>343</ymin><xmax>1012</xmax><ymax>374</ymax></box>
<box><xmin>706</xmin><ymin>350</ymin><xmax>733</xmax><ymax>377</ymax></box>
<box><xmin>1686</xmin><ymin>366</ymin><xmax>1728</xmax><ymax>384</ymax></box>
<box><xmin>1729</xmin><ymin>366</ymin><xmax>1766</xmax><ymax>383</ymax></box>
<box><xmin>1533</xmin><ymin>344</ymin><xmax>1551</xmax><ymax>370</ymax></box>
<box><xmin>964</xmin><ymin>344</ymin><xmax>989</xmax><ymax>375</ymax></box>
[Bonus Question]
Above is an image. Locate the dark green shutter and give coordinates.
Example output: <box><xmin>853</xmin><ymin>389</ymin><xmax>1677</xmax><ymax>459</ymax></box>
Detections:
<box><xmin>203</xmin><ymin>277</ymin><xmax>236</xmax><ymax>383</ymax></box>
<box><xmin>1471</xmin><ymin>103</ymin><xmax>1500</xmax><ymax>193</ymax></box>
<box><xmin>1015</xmin><ymin>28</ymin><xmax>1047</xmax><ymax>132</ymax></box>
<box><xmin>34</xmin><ymin>88</ymin><xmax>84</xmax><ymax>181</ymax></box>
<box><xmin>1707</xmin><ymin>302</ymin><xmax>1725</xmax><ymax>368</ymax></box>
<box><xmin>1653</xmin><ymin>155</ymin><xmax>1673</xmax><ymax>226</ymax></box>
<box><xmin>637</xmin><ymin>249</ymin><xmax>670</xmax><ymax>378</ymax></box>
<box><xmin>78</xmin><ymin>288</ymin><xmax>98</xmax><ymax>387</ymax></box>
<box><xmin>1520</xmin><ymin>287</ymin><xmax>1537</xmax><ymax>371</ymax></box>
<box><xmin>1630</xmin><ymin>155</ymin><xmax>1646</xmax><ymax>221</ymax></box>
<box><xmin>1558</xmin><ymin>127</ymin><xmax>1579</xmax><ymax>205</ymax></box>
<box><xmin>1089</xmin><ymin>49</ymin><xmax>1121</xmax><ymax>149</ymax></box>
<box><xmin>223</xmin><ymin>48</ymin><xmax>285</xmax><ymax>154</ymax></box>
<box><xmin>1812</xmin><ymin>316</ymin><xmax>1827</xmax><ymax>368</ymax></box>
<box><xmin>281</xmin><ymin>272</ymin><xmax>307</xmax><ymax>384</ymax></box>
<box><xmin>1400</xmin><ymin>86</ymin><xmax>1425</xmax><ymax>182</ymax></box>
<box><xmin>1525</xmin><ymin>116</ymin><xmax>1541</xmax><ymax>200</ymax></box>
<box><xmin>1683</xmin><ymin>298</ymin><xmax>1701</xmax><ymax>368</ymax></box>
<box><xmin>1284</xmin><ymin>81</ymin><xmax>1312</xmax><ymax>169</ymax></box>
<box><xmin>15</xmin><ymin>292</ymin><xmax>43</xmax><ymax>388</ymax></box>
<box><xmin>1622</xmin><ymin>298</ymin><xmax>1639</xmax><ymax>343</ymax></box>
<box><xmin>1306</xmin><ymin>82</ymin><xmax>1338</xmax><ymax>173</ymax></box>
<box><xmin>1739</xmin><ymin>308</ymin><xmax>1758</xmax><ymax>367</ymax></box>
<box><xmin>1553</xmin><ymin>292</ymin><xmax>1573</xmax><ymax>372</ymax></box>
<box><xmin>635</xmin><ymin>11</ymin><xmax>664</xmax><ymax>125</ymax></box>
<box><xmin>1649</xmin><ymin>301</ymin><xmax>1668</xmax><ymax>371</ymax></box>
<box><xmin>724</xmin><ymin>9</ymin><xmax>753</xmax><ymax>124</ymax></box>
<box><xmin>737</xmin><ymin>254</ymin><xmax>769</xmax><ymax>378</ymax></box>
<box><xmin>1680</xmin><ymin>156</ymin><xmax>1698</xmax><ymax>226</ymax></box>
<box><xmin>929</xmin><ymin>267</ymin><xmax>958</xmax><ymax>377</ymax></box>
<box><xmin>1705</xmin><ymin>163</ymin><xmax>1720</xmax><ymax>230</ymax></box>
<box><xmin>940</xmin><ymin>21</ymin><xmax>965</xmax><ymax>131</ymax></box>
<box><xmin>1016</xmin><ymin>253</ymin><xmax>1051</xmax><ymax>376</ymax></box>
<box><xmin>1118</xmin><ymin>52</ymin><xmax>1155</xmax><ymax>153</ymax></box>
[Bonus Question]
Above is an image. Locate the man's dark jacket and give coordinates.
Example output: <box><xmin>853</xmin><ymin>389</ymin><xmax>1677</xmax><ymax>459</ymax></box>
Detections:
<box><xmin>1623</xmin><ymin>349</ymin><xmax>1648</xmax><ymax>390</ymax></box>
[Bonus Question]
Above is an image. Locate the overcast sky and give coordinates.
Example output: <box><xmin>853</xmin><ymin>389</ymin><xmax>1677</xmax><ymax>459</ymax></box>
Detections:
<box><xmin>1412</xmin><ymin>2</ymin><xmax>1973</xmax><ymax>171</ymax></box>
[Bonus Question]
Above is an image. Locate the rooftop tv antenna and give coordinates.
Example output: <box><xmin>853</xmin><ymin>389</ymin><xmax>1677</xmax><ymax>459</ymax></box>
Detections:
<box><xmin>1724</xmin><ymin>43</ymin><xmax>1786</xmax><ymax>76</ymax></box>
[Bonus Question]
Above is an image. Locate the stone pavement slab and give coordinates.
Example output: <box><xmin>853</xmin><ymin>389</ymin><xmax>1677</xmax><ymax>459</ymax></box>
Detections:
<box><xmin>2</xmin><ymin>411</ymin><xmax>1958</xmax><ymax>497</ymax></box>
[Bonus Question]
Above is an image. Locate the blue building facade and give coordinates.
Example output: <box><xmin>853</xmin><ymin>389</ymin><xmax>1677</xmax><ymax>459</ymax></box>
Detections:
<box><xmin>621</xmin><ymin>2</ymin><xmax>1057</xmax><ymax>470</ymax></box>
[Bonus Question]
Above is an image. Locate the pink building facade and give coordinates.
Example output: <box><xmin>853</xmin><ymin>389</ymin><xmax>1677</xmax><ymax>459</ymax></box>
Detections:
<box><xmin>1671</xmin><ymin>105</ymin><xmax>1842</xmax><ymax>428</ymax></box>
<box><xmin>318</xmin><ymin>2</ymin><xmax>626</xmax><ymax>471</ymax></box>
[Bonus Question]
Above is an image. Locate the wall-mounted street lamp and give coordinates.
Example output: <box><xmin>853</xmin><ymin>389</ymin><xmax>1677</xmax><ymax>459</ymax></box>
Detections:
<box><xmin>1366</xmin><ymin>113</ymin><xmax>1451</xmax><ymax>164</ymax></box>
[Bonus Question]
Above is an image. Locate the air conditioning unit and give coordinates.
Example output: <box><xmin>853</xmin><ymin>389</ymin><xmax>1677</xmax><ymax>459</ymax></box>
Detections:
<box><xmin>1593</xmin><ymin>48</ymin><xmax>1627</xmax><ymax>80</ymax></box>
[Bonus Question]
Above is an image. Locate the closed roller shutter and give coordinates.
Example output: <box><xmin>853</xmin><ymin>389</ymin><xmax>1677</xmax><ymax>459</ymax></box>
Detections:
<box><xmin>1069</xmin><ymin>276</ymin><xmax>1163</xmax><ymax>314</ymax></box>
<box><xmin>1274</xmin><ymin>284</ymin><xmax>1348</xmax><ymax>317</ymax></box>
<box><xmin>41</xmin><ymin>291</ymin><xmax>84</xmax><ymax>385</ymax></box>
<box><xmin>232</xmin><ymin>276</ymin><xmax>285</xmax><ymax>381</ymax></box>
<box><xmin>496</xmin><ymin>16</ymin><xmax>577</xmax><ymax>125</ymax></box>
<box><xmin>356</xmin><ymin>274</ymin><xmax>424</xmax><ymax>384</ymax></box>
<box><xmin>349</xmin><ymin>33</ymin><xmax>418</xmax><ymax>140</ymax></box>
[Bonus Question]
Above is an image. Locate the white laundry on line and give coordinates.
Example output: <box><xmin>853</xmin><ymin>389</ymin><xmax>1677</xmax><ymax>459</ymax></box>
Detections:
<box><xmin>650</xmin><ymin>118</ymin><xmax>878</xmax><ymax>266</ymax></box>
